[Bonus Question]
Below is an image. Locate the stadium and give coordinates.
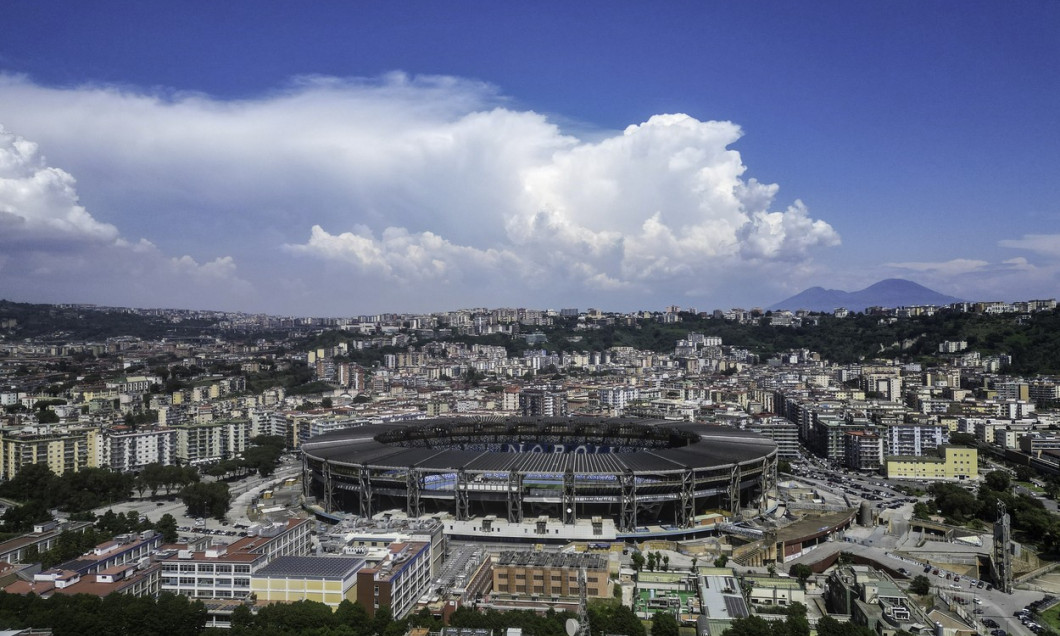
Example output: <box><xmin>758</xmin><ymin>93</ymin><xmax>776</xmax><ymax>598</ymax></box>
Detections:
<box><xmin>300</xmin><ymin>417</ymin><xmax>778</xmax><ymax>530</ymax></box>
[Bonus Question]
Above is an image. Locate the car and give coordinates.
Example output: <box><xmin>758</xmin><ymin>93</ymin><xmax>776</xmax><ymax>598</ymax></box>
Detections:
<box><xmin>898</xmin><ymin>568</ymin><xmax>909</xmax><ymax>576</ymax></box>
<box><xmin>933</xmin><ymin>569</ymin><xmax>940</xmax><ymax>575</ymax></box>
<box><xmin>974</xmin><ymin>598</ymin><xmax>982</xmax><ymax>605</ymax></box>
<box><xmin>983</xmin><ymin>619</ymin><xmax>999</xmax><ymax>628</ymax></box>
<box><xmin>977</xmin><ymin>581</ymin><xmax>985</xmax><ymax>588</ymax></box>
<box><xmin>924</xmin><ymin>565</ymin><xmax>933</xmax><ymax>573</ymax></box>
<box><xmin>951</xmin><ymin>583</ymin><xmax>961</xmax><ymax>589</ymax></box>
<box><xmin>974</xmin><ymin>609</ymin><xmax>984</xmax><ymax>614</ymax></box>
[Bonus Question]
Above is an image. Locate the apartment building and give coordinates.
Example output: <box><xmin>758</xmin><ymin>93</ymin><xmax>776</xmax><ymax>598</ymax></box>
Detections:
<box><xmin>250</xmin><ymin>555</ymin><xmax>365</xmax><ymax>608</ymax></box>
<box><xmin>518</xmin><ymin>388</ymin><xmax>568</xmax><ymax>417</ymax></box>
<box><xmin>491</xmin><ymin>551</ymin><xmax>609</xmax><ymax>600</ymax></box>
<box><xmin>172</xmin><ymin>419</ymin><xmax>251</xmax><ymax>465</ymax></box>
<box><xmin>880</xmin><ymin>422</ymin><xmax>947</xmax><ymax>457</ymax></box>
<box><xmin>57</xmin><ymin>530</ymin><xmax>163</xmax><ymax>575</ymax></box>
<box><xmin>0</xmin><ymin>521</ymin><xmax>94</xmax><ymax>564</ymax></box>
<box><xmin>884</xmin><ymin>445</ymin><xmax>978</xmax><ymax>481</ymax></box>
<box><xmin>159</xmin><ymin>519</ymin><xmax>311</xmax><ymax>600</ymax></box>
<box><xmin>0</xmin><ymin>426</ymin><xmax>100</xmax><ymax>480</ymax></box>
<box><xmin>5</xmin><ymin>562</ymin><xmax>160</xmax><ymax>599</ymax></box>
<box><xmin>598</xmin><ymin>386</ymin><xmax>640</xmax><ymax>415</ymax></box>
<box><xmin>746</xmin><ymin>417</ymin><xmax>799</xmax><ymax>459</ymax></box>
<box><xmin>844</xmin><ymin>431</ymin><xmax>883</xmax><ymax>471</ymax></box>
<box><xmin>101</xmin><ymin>427</ymin><xmax>177</xmax><ymax>472</ymax></box>
<box><xmin>356</xmin><ymin>541</ymin><xmax>432</xmax><ymax>619</ymax></box>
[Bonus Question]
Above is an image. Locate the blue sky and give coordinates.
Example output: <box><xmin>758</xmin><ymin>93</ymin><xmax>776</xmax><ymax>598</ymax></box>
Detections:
<box><xmin>1</xmin><ymin>2</ymin><xmax>1058</xmax><ymax>315</ymax></box>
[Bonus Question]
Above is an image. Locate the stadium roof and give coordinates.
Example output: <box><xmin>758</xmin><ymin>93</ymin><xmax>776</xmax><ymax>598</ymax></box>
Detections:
<box><xmin>302</xmin><ymin>418</ymin><xmax>776</xmax><ymax>474</ymax></box>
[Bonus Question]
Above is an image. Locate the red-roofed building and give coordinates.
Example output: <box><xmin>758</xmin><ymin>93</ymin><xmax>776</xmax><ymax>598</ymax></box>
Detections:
<box><xmin>158</xmin><ymin>518</ymin><xmax>310</xmax><ymax>601</ymax></box>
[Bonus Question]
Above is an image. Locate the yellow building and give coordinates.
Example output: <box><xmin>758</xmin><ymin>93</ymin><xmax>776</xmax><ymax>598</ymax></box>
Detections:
<box><xmin>884</xmin><ymin>445</ymin><xmax>977</xmax><ymax>481</ymax></box>
<box><xmin>0</xmin><ymin>427</ymin><xmax>100</xmax><ymax>480</ymax></box>
<box><xmin>250</xmin><ymin>556</ymin><xmax>363</xmax><ymax>609</ymax></box>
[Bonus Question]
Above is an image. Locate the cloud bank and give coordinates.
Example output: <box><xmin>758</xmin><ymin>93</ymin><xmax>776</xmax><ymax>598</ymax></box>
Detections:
<box><xmin>0</xmin><ymin>73</ymin><xmax>842</xmax><ymax>313</ymax></box>
<box><xmin>0</xmin><ymin>126</ymin><xmax>252</xmax><ymax>308</ymax></box>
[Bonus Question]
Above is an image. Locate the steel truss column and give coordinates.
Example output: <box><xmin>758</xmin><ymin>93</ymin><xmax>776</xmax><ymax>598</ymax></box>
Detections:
<box><xmin>322</xmin><ymin>460</ymin><xmax>334</xmax><ymax>513</ymax></box>
<box><xmin>679</xmin><ymin>468</ymin><xmax>695</xmax><ymax>528</ymax></box>
<box><xmin>507</xmin><ymin>472</ymin><xmax>524</xmax><ymax>523</ymax></box>
<box><xmin>994</xmin><ymin>500</ymin><xmax>1012</xmax><ymax>593</ymax></box>
<box><xmin>358</xmin><ymin>464</ymin><xmax>372</xmax><ymax>519</ymax></box>
<box><xmin>456</xmin><ymin>469</ymin><xmax>469</xmax><ymax>521</ymax></box>
<box><xmin>406</xmin><ymin>468</ymin><xmax>421</xmax><ymax>518</ymax></box>
<box><xmin>759</xmin><ymin>455</ymin><xmax>777</xmax><ymax>514</ymax></box>
<box><xmin>301</xmin><ymin>453</ymin><xmax>311</xmax><ymax>500</ymax></box>
<box><xmin>728</xmin><ymin>464</ymin><xmax>741</xmax><ymax>516</ymax></box>
<box><xmin>562</xmin><ymin>469</ymin><xmax>576</xmax><ymax>525</ymax></box>
<box><xmin>621</xmin><ymin>469</ymin><xmax>637</xmax><ymax>532</ymax></box>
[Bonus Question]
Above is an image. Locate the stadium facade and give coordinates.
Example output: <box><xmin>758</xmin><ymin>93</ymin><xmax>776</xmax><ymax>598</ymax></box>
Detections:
<box><xmin>300</xmin><ymin>417</ymin><xmax>778</xmax><ymax>530</ymax></box>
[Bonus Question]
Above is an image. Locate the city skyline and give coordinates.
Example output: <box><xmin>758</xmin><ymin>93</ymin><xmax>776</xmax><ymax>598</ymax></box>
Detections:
<box><xmin>1</xmin><ymin>2</ymin><xmax>1058</xmax><ymax>315</ymax></box>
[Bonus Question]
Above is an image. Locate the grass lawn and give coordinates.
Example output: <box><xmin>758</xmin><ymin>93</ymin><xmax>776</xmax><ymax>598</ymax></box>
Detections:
<box><xmin>1039</xmin><ymin>603</ymin><xmax>1060</xmax><ymax>632</ymax></box>
<box><xmin>1018</xmin><ymin>481</ymin><xmax>1046</xmax><ymax>494</ymax></box>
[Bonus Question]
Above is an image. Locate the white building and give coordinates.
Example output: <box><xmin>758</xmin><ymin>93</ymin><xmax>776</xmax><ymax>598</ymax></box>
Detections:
<box><xmin>103</xmin><ymin>428</ymin><xmax>177</xmax><ymax>472</ymax></box>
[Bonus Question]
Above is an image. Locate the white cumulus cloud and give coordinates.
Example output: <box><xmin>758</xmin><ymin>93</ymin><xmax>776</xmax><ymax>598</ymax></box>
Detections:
<box><xmin>0</xmin><ymin>125</ymin><xmax>252</xmax><ymax>309</ymax></box>
<box><xmin>0</xmin><ymin>73</ymin><xmax>841</xmax><ymax>312</ymax></box>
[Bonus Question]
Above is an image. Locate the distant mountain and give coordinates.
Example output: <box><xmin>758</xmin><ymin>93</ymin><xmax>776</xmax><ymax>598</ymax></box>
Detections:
<box><xmin>768</xmin><ymin>279</ymin><xmax>964</xmax><ymax>312</ymax></box>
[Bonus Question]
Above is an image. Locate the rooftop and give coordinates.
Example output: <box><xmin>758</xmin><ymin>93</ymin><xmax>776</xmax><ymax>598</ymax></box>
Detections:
<box><xmin>254</xmin><ymin>555</ymin><xmax>364</xmax><ymax>580</ymax></box>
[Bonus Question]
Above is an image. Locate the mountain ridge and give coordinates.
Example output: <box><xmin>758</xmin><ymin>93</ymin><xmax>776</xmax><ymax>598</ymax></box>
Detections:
<box><xmin>768</xmin><ymin>279</ymin><xmax>964</xmax><ymax>312</ymax></box>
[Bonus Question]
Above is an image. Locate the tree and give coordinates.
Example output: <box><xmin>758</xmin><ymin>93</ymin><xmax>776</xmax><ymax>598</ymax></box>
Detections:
<box><xmin>588</xmin><ymin>600</ymin><xmax>646</xmax><ymax>636</ymax></box>
<box><xmin>722</xmin><ymin>614</ymin><xmax>775</xmax><ymax>636</ymax></box>
<box><xmin>651</xmin><ymin>611</ymin><xmax>680</xmax><ymax>636</ymax></box>
<box><xmin>786</xmin><ymin>602</ymin><xmax>810</xmax><ymax>636</ymax></box>
<box><xmin>909</xmin><ymin>575</ymin><xmax>931</xmax><ymax>595</ymax></box>
<box><xmin>1015</xmin><ymin>465</ymin><xmax>1037</xmax><ymax>483</ymax></box>
<box><xmin>788</xmin><ymin>563</ymin><xmax>813</xmax><ymax>585</ymax></box>
<box><xmin>714</xmin><ymin>555</ymin><xmax>729</xmax><ymax>568</ymax></box>
<box><xmin>647</xmin><ymin>552</ymin><xmax>657</xmax><ymax>571</ymax></box>
<box><xmin>984</xmin><ymin>470</ymin><xmax>1011</xmax><ymax>493</ymax></box>
<box><xmin>630</xmin><ymin>551</ymin><xmax>645</xmax><ymax>573</ymax></box>
<box><xmin>156</xmin><ymin>513</ymin><xmax>179</xmax><ymax>543</ymax></box>
<box><xmin>180</xmin><ymin>482</ymin><xmax>231</xmax><ymax>519</ymax></box>
<box><xmin>662</xmin><ymin>555</ymin><xmax>670</xmax><ymax>571</ymax></box>
<box><xmin>1</xmin><ymin>500</ymin><xmax>53</xmax><ymax>533</ymax></box>
<box><xmin>134</xmin><ymin>475</ymin><xmax>148</xmax><ymax>498</ymax></box>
